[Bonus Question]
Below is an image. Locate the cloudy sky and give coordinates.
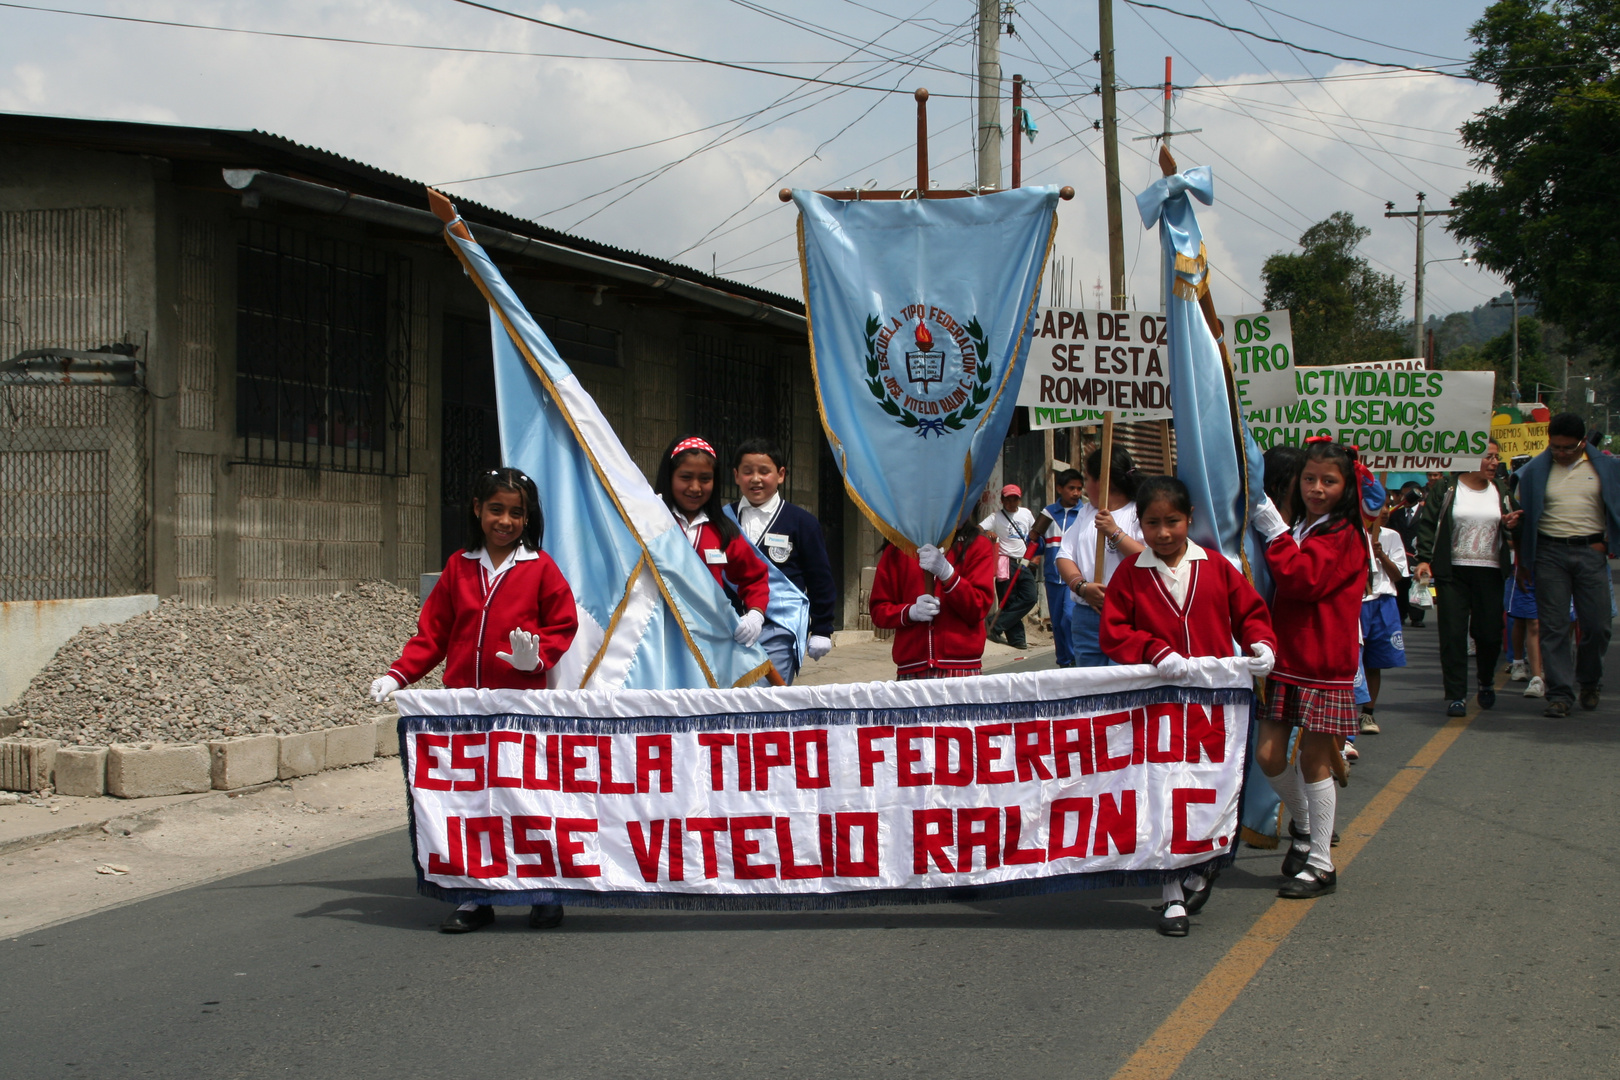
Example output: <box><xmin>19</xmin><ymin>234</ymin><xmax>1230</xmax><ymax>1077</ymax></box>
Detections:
<box><xmin>0</xmin><ymin>0</ymin><xmax>1508</xmax><ymax>316</ymax></box>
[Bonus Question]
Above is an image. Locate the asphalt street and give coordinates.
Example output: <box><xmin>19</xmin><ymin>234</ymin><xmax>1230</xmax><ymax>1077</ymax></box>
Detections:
<box><xmin>3</xmin><ymin>622</ymin><xmax>1614</xmax><ymax>1079</ymax></box>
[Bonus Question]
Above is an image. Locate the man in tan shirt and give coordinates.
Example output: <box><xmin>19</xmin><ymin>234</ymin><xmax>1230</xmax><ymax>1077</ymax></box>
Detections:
<box><xmin>1511</xmin><ymin>413</ymin><xmax>1620</xmax><ymax>717</ymax></box>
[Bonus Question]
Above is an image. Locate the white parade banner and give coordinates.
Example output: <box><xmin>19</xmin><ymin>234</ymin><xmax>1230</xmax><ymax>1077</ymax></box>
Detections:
<box><xmin>1245</xmin><ymin>358</ymin><xmax>1496</xmax><ymax>472</ymax></box>
<box><xmin>396</xmin><ymin>662</ymin><xmax>1252</xmax><ymax>908</ymax></box>
<box><xmin>1019</xmin><ymin>308</ymin><xmax>1296</xmax><ymax>430</ymax></box>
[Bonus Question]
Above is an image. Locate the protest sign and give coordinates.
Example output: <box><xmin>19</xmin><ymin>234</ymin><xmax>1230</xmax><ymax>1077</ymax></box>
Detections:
<box><xmin>1228</xmin><ymin>311</ymin><xmax>1298</xmax><ymax>412</ymax></box>
<box><xmin>1019</xmin><ymin>308</ymin><xmax>1296</xmax><ymax>429</ymax></box>
<box><xmin>1491</xmin><ymin>404</ymin><xmax>1550</xmax><ymax>459</ymax></box>
<box><xmin>397</xmin><ymin>663</ymin><xmax>1251</xmax><ymax>908</ymax></box>
<box><xmin>1245</xmin><ymin>358</ymin><xmax>1495</xmax><ymax>472</ymax></box>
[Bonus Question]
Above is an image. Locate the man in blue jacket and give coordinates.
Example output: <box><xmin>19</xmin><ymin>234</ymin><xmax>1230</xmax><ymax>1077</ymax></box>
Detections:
<box><xmin>1511</xmin><ymin>412</ymin><xmax>1620</xmax><ymax>717</ymax></box>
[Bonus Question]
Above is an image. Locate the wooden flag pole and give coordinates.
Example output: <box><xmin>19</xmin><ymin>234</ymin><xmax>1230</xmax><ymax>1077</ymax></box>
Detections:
<box><xmin>1092</xmin><ymin>411</ymin><xmax>1115</xmax><ymax>579</ymax></box>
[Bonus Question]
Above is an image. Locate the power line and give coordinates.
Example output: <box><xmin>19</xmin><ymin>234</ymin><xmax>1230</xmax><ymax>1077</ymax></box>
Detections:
<box><xmin>1243</xmin><ymin>1</ymin><xmax>1467</xmax><ymax>63</ymax></box>
<box><xmin>1118</xmin><ymin>1</ymin><xmax>1477</xmax><ymax>80</ymax></box>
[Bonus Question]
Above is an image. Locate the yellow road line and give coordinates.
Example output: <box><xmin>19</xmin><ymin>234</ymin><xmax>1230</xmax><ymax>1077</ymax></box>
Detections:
<box><xmin>1110</xmin><ymin>712</ymin><xmax>1476</xmax><ymax>1080</ymax></box>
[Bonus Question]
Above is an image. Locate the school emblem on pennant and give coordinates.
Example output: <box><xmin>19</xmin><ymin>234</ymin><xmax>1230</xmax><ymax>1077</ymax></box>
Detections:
<box><xmin>864</xmin><ymin>306</ymin><xmax>993</xmax><ymax>438</ymax></box>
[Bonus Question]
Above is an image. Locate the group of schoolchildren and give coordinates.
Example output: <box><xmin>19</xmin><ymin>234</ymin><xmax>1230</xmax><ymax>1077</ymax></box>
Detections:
<box><xmin>371</xmin><ymin>435</ymin><xmax>838</xmax><ymax>934</ymax></box>
<box><xmin>373</xmin><ymin>428</ymin><xmax>1392</xmax><ymax>941</ymax></box>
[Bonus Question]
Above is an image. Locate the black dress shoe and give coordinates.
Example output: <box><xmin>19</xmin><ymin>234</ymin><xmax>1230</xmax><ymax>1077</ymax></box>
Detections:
<box><xmin>528</xmin><ymin>903</ymin><xmax>564</xmax><ymax>929</ymax></box>
<box><xmin>1182</xmin><ymin>873</ymin><xmax>1216</xmax><ymax>916</ymax></box>
<box><xmin>1281</xmin><ymin>843</ymin><xmax>1311</xmax><ymax>878</ymax></box>
<box><xmin>1156</xmin><ymin>902</ymin><xmax>1189</xmax><ymax>937</ymax></box>
<box><xmin>1277</xmin><ymin>866</ymin><xmax>1337</xmax><ymax>899</ymax></box>
<box><xmin>440</xmin><ymin>905</ymin><xmax>494</xmax><ymax>934</ymax></box>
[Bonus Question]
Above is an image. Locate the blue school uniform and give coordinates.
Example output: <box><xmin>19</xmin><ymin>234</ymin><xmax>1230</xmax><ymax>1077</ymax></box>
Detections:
<box><xmin>733</xmin><ymin>496</ymin><xmax>837</xmax><ymax>682</ymax></box>
<box><xmin>1041</xmin><ymin>500</ymin><xmax>1084</xmax><ymax>667</ymax></box>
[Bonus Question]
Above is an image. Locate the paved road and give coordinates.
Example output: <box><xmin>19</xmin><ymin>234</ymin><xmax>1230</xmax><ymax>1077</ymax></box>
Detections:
<box><xmin>4</xmin><ymin>623</ymin><xmax>1615</xmax><ymax>1079</ymax></box>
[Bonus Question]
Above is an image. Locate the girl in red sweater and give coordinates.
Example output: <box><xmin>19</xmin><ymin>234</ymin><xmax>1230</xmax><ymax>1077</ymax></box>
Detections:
<box><xmin>1250</xmin><ymin>440</ymin><xmax>1370</xmax><ymax>900</ymax></box>
<box><xmin>371</xmin><ymin>467</ymin><xmax>580</xmax><ymax>934</ymax></box>
<box><xmin>653</xmin><ymin>436</ymin><xmax>771</xmax><ymax>649</ymax></box>
<box><xmin>1100</xmin><ymin>476</ymin><xmax>1277</xmax><ymax>935</ymax></box>
<box><xmin>869</xmin><ymin>524</ymin><xmax>997</xmax><ymax>679</ymax></box>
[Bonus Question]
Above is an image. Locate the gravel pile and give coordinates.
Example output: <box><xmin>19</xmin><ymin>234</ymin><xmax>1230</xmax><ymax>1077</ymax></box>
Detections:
<box><xmin>16</xmin><ymin>581</ymin><xmax>439</xmax><ymax>747</ymax></box>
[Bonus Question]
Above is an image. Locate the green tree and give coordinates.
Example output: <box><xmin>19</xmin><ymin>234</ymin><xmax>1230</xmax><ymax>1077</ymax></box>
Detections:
<box><xmin>1449</xmin><ymin>1</ymin><xmax>1620</xmax><ymax>364</ymax></box>
<box><xmin>1261</xmin><ymin>212</ymin><xmax>1407</xmax><ymax>366</ymax></box>
<box><xmin>1440</xmin><ymin>316</ymin><xmax>1558</xmax><ymax>403</ymax></box>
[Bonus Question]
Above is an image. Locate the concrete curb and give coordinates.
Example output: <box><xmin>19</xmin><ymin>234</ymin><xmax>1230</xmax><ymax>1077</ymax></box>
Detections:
<box><xmin>0</xmin><ymin>713</ymin><xmax>400</xmax><ymax>797</ymax></box>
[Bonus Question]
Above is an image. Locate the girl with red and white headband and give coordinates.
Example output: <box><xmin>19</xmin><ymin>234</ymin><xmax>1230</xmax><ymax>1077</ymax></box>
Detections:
<box><xmin>654</xmin><ymin>435</ymin><xmax>771</xmax><ymax>649</ymax></box>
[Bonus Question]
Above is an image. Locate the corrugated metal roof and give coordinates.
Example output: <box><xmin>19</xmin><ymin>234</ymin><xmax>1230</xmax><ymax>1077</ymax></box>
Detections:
<box><xmin>0</xmin><ymin>111</ymin><xmax>804</xmax><ymax>317</ymax></box>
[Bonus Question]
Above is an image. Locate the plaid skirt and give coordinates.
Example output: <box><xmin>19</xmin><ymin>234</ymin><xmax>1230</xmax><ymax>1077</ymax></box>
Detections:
<box><xmin>898</xmin><ymin>666</ymin><xmax>980</xmax><ymax>681</ymax></box>
<box><xmin>1264</xmin><ymin>680</ymin><xmax>1359</xmax><ymax>737</ymax></box>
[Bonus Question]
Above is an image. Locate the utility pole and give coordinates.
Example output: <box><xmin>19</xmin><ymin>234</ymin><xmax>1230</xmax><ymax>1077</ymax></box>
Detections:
<box><xmin>1131</xmin><ymin>56</ymin><xmax>1200</xmax><ymax>310</ymax></box>
<box><xmin>1386</xmin><ymin>193</ymin><xmax>1457</xmax><ymax>363</ymax></box>
<box><xmin>1098</xmin><ymin>0</ymin><xmax>1125</xmax><ymax>310</ymax></box>
<box><xmin>1489</xmin><ymin>291</ymin><xmax>1524</xmax><ymax>402</ymax></box>
<box><xmin>1011</xmin><ymin>73</ymin><xmax>1023</xmax><ymax>189</ymax></box>
<box><xmin>976</xmin><ymin>0</ymin><xmax>1003</xmax><ymax>193</ymax></box>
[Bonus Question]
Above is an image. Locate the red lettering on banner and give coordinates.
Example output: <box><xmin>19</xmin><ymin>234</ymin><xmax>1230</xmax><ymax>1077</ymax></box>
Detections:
<box><xmin>560</xmin><ymin>734</ymin><xmax>597</xmax><ymax>793</ymax></box>
<box><xmin>450</xmin><ymin>733</ymin><xmax>486</xmax><ymax>791</ymax></box>
<box><xmin>696</xmin><ymin>733</ymin><xmax>734</xmax><ymax>791</ymax></box>
<box><xmin>897</xmin><ymin>726</ymin><xmax>932</xmax><ymax>786</ymax></box>
<box><xmin>1146</xmin><ymin>704</ymin><xmax>1185</xmax><ymax>763</ymax></box>
<box><xmin>1130</xmin><ymin>708</ymin><xmax>1147</xmax><ymax>766</ymax></box>
<box><xmin>487</xmin><ymin>731</ymin><xmax>522</xmax><ymax>787</ymax></box>
<box><xmin>597</xmin><ymin>736</ymin><xmax>636</xmax><ymax>794</ymax></box>
<box><xmin>555</xmin><ymin>817</ymin><xmax>601</xmax><ymax>877</ymax></box>
<box><xmin>513</xmin><ymin>815</ymin><xmax>557</xmax><ymax>877</ymax></box>
<box><xmin>730</xmin><ymin>815</ymin><xmax>775</xmax><ymax>879</ymax></box>
<box><xmin>1093</xmin><ymin>791</ymin><xmax>1138</xmax><ymax>855</ymax></box>
<box><xmin>636</xmin><ymin>734</ymin><xmax>673</xmax><ymax>793</ymax></box>
<box><xmin>413</xmin><ymin>734</ymin><xmax>452</xmax><ymax>790</ymax></box>
<box><xmin>974</xmin><ymin>724</ymin><xmax>1015</xmax><ymax>785</ymax></box>
<box><xmin>1014</xmin><ymin>721</ymin><xmax>1054</xmax><ymax>781</ymax></box>
<box><xmin>687</xmin><ymin>817</ymin><xmax>728</xmax><ymax>879</ymax></box>
<box><xmin>934</xmin><ymin>727</ymin><xmax>973</xmax><ymax>786</ymax></box>
<box><xmin>736</xmin><ymin>732</ymin><xmax>753</xmax><ymax>791</ymax></box>
<box><xmin>1003</xmin><ymin>806</ymin><xmax>1046</xmax><ymax>864</ymax></box>
<box><xmin>628</xmin><ymin>819</ymin><xmax>667</xmax><ymax>881</ymax></box>
<box><xmin>1048</xmin><ymin>798</ymin><xmax>1092</xmax><ymax>860</ymax></box>
<box><xmin>792</xmin><ymin>729</ymin><xmax>831</xmax><ymax>789</ymax></box>
<box><xmin>913</xmin><ymin>808</ymin><xmax>955</xmax><ymax>874</ymax></box>
<box><xmin>776</xmin><ymin>816</ymin><xmax>828</xmax><ymax>879</ymax></box>
<box><xmin>956</xmin><ymin>807</ymin><xmax>1001</xmax><ymax>871</ymax></box>
<box><xmin>668</xmin><ymin>818</ymin><xmax>684</xmax><ymax>881</ymax></box>
<box><xmin>464</xmin><ymin>816</ymin><xmax>508</xmax><ymax>878</ymax></box>
<box><xmin>752</xmin><ymin>731</ymin><xmax>792</xmax><ymax>790</ymax></box>
<box><xmin>1092</xmin><ymin>711</ymin><xmax>1133</xmax><ymax>772</ymax></box>
<box><xmin>427</xmin><ymin>813</ymin><xmax>464</xmax><ymax>874</ymax></box>
<box><xmin>1185</xmin><ymin>704</ymin><xmax>1226</xmax><ymax>763</ymax></box>
<box><xmin>835</xmin><ymin>812</ymin><xmax>880</xmax><ymax>877</ymax></box>
<box><xmin>1052</xmin><ymin>718</ymin><xmax>1094</xmax><ymax>777</ymax></box>
<box><xmin>1171</xmin><ymin>787</ymin><xmax>1218</xmax><ymax>854</ymax></box>
<box><xmin>857</xmin><ymin>726</ymin><xmax>894</xmax><ymax>786</ymax></box>
<box><xmin>522</xmin><ymin>734</ymin><xmax>561</xmax><ymax>791</ymax></box>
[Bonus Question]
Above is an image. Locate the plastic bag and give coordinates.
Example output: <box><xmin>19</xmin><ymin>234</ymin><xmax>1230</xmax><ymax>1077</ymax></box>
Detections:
<box><xmin>1409</xmin><ymin>577</ymin><xmax>1434</xmax><ymax>608</ymax></box>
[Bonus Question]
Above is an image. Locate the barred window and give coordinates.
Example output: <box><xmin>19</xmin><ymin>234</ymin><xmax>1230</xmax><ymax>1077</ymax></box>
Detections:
<box><xmin>539</xmin><ymin>314</ymin><xmax>619</xmax><ymax>368</ymax></box>
<box><xmin>234</xmin><ymin>222</ymin><xmax>412</xmax><ymax>475</ymax></box>
<box><xmin>680</xmin><ymin>334</ymin><xmax>793</xmax><ymax>502</ymax></box>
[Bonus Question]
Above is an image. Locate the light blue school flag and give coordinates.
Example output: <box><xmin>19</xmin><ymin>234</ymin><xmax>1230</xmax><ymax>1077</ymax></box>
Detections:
<box><xmin>794</xmin><ymin>188</ymin><xmax>1059</xmax><ymax>551</ymax></box>
<box><xmin>722</xmin><ymin>505</ymin><xmax>812</xmax><ymax>664</ymax></box>
<box><xmin>429</xmin><ymin>192</ymin><xmax>773</xmax><ymax>691</ymax></box>
<box><xmin>1136</xmin><ymin>167</ymin><xmax>1266</xmax><ymax>576</ymax></box>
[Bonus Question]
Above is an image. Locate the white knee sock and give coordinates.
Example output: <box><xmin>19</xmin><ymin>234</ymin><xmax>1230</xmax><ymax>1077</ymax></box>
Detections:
<box><xmin>1267</xmin><ymin>759</ymin><xmax>1310</xmax><ymax>847</ymax></box>
<box><xmin>1183</xmin><ymin>871</ymin><xmax>1207</xmax><ymax>893</ymax></box>
<box><xmin>1303</xmin><ymin>776</ymin><xmax>1337</xmax><ymax>873</ymax></box>
<box><xmin>1162</xmin><ymin>879</ymin><xmax>1185</xmax><ymax>904</ymax></box>
<box><xmin>456</xmin><ymin>900</ymin><xmax>482</xmax><ymax>912</ymax></box>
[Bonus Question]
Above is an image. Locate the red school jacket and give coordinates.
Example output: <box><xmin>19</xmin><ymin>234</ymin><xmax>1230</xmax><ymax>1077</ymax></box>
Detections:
<box><xmin>388</xmin><ymin>547</ymin><xmax>579</xmax><ymax>691</ymax></box>
<box><xmin>870</xmin><ymin>535</ymin><xmax>997</xmax><ymax>676</ymax></box>
<box><xmin>1099</xmin><ymin>548</ymin><xmax>1277</xmax><ymax>666</ymax></box>
<box><xmin>684</xmin><ymin>517</ymin><xmax>770</xmax><ymax>614</ymax></box>
<box><xmin>1264</xmin><ymin>519</ymin><xmax>1368</xmax><ymax>690</ymax></box>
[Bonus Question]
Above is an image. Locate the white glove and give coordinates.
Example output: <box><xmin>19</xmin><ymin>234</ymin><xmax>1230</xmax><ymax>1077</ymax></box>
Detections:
<box><xmin>916</xmin><ymin>543</ymin><xmax>955</xmax><ymax>581</ymax></box>
<box><xmin>807</xmin><ymin>634</ymin><xmax>833</xmax><ymax>660</ymax></box>
<box><xmin>907</xmin><ymin>594</ymin><xmax>941</xmax><ymax>623</ymax></box>
<box><xmin>1252</xmin><ymin>497</ymin><xmax>1289</xmax><ymax>542</ymax></box>
<box><xmin>734</xmin><ymin>609</ymin><xmax>765</xmax><ymax>646</ymax></box>
<box><xmin>496</xmin><ymin>628</ymin><xmax>542</xmax><ymax>672</ymax></box>
<box><xmin>1248</xmin><ymin>642</ymin><xmax>1276</xmax><ymax>678</ymax></box>
<box><xmin>369</xmin><ymin>674</ymin><xmax>400</xmax><ymax>703</ymax></box>
<box><xmin>1155</xmin><ymin>653</ymin><xmax>1192</xmax><ymax>684</ymax></box>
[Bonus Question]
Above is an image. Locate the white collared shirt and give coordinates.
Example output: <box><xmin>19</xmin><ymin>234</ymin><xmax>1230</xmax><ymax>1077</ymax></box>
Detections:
<box><xmin>1134</xmin><ymin>540</ymin><xmax>1208</xmax><ymax>608</ymax></box>
<box><xmin>674</xmin><ymin>509</ymin><xmax>710</xmax><ymax>548</ymax></box>
<box><xmin>737</xmin><ymin>493</ymin><xmax>782</xmax><ymax>545</ymax></box>
<box><xmin>462</xmin><ymin>543</ymin><xmax>539</xmax><ymax>595</ymax></box>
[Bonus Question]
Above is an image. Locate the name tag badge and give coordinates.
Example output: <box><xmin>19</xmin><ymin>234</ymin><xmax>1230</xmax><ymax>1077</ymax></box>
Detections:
<box><xmin>705</xmin><ymin>548</ymin><xmax>728</xmax><ymax>565</ymax></box>
<box><xmin>764</xmin><ymin>532</ymin><xmax>793</xmax><ymax>563</ymax></box>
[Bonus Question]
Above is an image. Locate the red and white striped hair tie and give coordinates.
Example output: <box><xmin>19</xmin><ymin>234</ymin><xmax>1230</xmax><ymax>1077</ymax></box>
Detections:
<box><xmin>671</xmin><ymin>437</ymin><xmax>716</xmax><ymax>459</ymax></box>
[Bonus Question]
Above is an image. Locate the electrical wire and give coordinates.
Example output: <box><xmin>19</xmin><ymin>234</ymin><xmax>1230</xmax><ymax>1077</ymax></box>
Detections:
<box><xmin>1242</xmin><ymin>0</ymin><xmax>1467</xmax><ymax>63</ymax></box>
